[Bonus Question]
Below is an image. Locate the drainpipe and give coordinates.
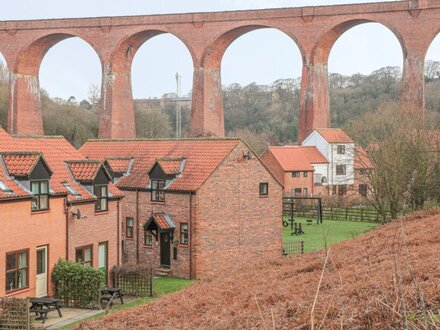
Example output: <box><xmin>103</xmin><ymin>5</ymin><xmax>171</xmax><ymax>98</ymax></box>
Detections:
<box><xmin>117</xmin><ymin>200</ymin><xmax>120</xmax><ymax>266</ymax></box>
<box><xmin>65</xmin><ymin>198</ymin><xmax>69</xmax><ymax>260</ymax></box>
<box><xmin>189</xmin><ymin>192</ymin><xmax>193</xmax><ymax>280</ymax></box>
<box><xmin>136</xmin><ymin>190</ymin><xmax>140</xmax><ymax>264</ymax></box>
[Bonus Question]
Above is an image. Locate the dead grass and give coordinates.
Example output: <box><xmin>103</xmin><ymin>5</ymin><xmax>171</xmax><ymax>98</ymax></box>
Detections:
<box><xmin>77</xmin><ymin>210</ymin><xmax>440</xmax><ymax>329</ymax></box>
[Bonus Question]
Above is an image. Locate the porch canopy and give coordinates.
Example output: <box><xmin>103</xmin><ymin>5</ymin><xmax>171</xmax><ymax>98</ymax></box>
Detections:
<box><xmin>144</xmin><ymin>212</ymin><xmax>176</xmax><ymax>237</ymax></box>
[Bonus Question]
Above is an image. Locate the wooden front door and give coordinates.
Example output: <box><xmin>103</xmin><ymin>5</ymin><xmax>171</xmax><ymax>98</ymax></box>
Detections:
<box><xmin>160</xmin><ymin>232</ymin><xmax>171</xmax><ymax>268</ymax></box>
<box><xmin>36</xmin><ymin>246</ymin><xmax>48</xmax><ymax>297</ymax></box>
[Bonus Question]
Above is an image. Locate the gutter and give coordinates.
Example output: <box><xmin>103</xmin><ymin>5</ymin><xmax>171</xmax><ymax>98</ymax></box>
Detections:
<box><xmin>65</xmin><ymin>198</ymin><xmax>69</xmax><ymax>261</ymax></box>
<box><xmin>117</xmin><ymin>200</ymin><xmax>120</xmax><ymax>266</ymax></box>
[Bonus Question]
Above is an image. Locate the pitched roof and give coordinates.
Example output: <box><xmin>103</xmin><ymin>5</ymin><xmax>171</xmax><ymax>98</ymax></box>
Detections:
<box><xmin>266</xmin><ymin>146</ymin><xmax>328</xmax><ymax>172</ymax></box>
<box><xmin>0</xmin><ymin>164</ymin><xmax>29</xmax><ymax>200</ymax></box>
<box><xmin>80</xmin><ymin>138</ymin><xmax>242</xmax><ymax>191</ymax></box>
<box><xmin>150</xmin><ymin>213</ymin><xmax>176</xmax><ymax>231</ymax></box>
<box><xmin>315</xmin><ymin>128</ymin><xmax>353</xmax><ymax>143</ymax></box>
<box><xmin>0</xmin><ymin>128</ymin><xmax>123</xmax><ymax>203</ymax></box>
<box><xmin>66</xmin><ymin>160</ymin><xmax>102</xmax><ymax>182</ymax></box>
<box><xmin>354</xmin><ymin>147</ymin><xmax>374</xmax><ymax>170</ymax></box>
<box><xmin>1</xmin><ymin>152</ymin><xmax>44</xmax><ymax>177</ymax></box>
<box><xmin>155</xmin><ymin>158</ymin><xmax>185</xmax><ymax>176</ymax></box>
<box><xmin>105</xmin><ymin>158</ymin><xmax>133</xmax><ymax>174</ymax></box>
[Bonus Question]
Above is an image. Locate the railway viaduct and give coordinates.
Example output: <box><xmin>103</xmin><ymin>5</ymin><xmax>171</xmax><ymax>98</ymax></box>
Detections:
<box><xmin>1</xmin><ymin>0</ymin><xmax>440</xmax><ymax>141</ymax></box>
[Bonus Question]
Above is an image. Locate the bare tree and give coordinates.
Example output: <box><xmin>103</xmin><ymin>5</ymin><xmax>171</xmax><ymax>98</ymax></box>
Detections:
<box><xmin>347</xmin><ymin>102</ymin><xmax>440</xmax><ymax>221</ymax></box>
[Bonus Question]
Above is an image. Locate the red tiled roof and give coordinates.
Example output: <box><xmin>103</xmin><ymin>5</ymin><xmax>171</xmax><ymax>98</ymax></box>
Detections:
<box><xmin>266</xmin><ymin>146</ymin><xmax>328</xmax><ymax>172</ymax></box>
<box><xmin>155</xmin><ymin>158</ymin><xmax>184</xmax><ymax>176</ymax></box>
<box><xmin>355</xmin><ymin>147</ymin><xmax>374</xmax><ymax>170</ymax></box>
<box><xmin>315</xmin><ymin>128</ymin><xmax>353</xmax><ymax>143</ymax></box>
<box><xmin>106</xmin><ymin>158</ymin><xmax>132</xmax><ymax>174</ymax></box>
<box><xmin>152</xmin><ymin>213</ymin><xmax>175</xmax><ymax>230</ymax></box>
<box><xmin>1</xmin><ymin>152</ymin><xmax>42</xmax><ymax>177</ymax></box>
<box><xmin>67</xmin><ymin>160</ymin><xmax>101</xmax><ymax>182</ymax></box>
<box><xmin>0</xmin><ymin>128</ymin><xmax>123</xmax><ymax>202</ymax></box>
<box><xmin>80</xmin><ymin>138</ymin><xmax>241</xmax><ymax>191</ymax></box>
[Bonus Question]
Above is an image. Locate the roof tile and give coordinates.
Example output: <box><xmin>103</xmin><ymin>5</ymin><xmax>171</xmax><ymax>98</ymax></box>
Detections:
<box><xmin>1</xmin><ymin>152</ymin><xmax>41</xmax><ymax>177</ymax></box>
<box><xmin>266</xmin><ymin>146</ymin><xmax>328</xmax><ymax>171</ymax></box>
<box><xmin>315</xmin><ymin>128</ymin><xmax>354</xmax><ymax>143</ymax></box>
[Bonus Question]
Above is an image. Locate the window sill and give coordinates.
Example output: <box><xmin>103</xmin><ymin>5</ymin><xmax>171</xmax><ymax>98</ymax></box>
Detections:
<box><xmin>143</xmin><ymin>244</ymin><xmax>153</xmax><ymax>248</ymax></box>
<box><xmin>6</xmin><ymin>287</ymin><xmax>30</xmax><ymax>296</ymax></box>
<box><xmin>94</xmin><ymin>211</ymin><xmax>109</xmax><ymax>216</ymax></box>
<box><xmin>179</xmin><ymin>244</ymin><xmax>188</xmax><ymax>248</ymax></box>
<box><xmin>150</xmin><ymin>201</ymin><xmax>166</xmax><ymax>205</ymax></box>
<box><xmin>31</xmin><ymin>209</ymin><xmax>50</xmax><ymax>215</ymax></box>
<box><xmin>259</xmin><ymin>195</ymin><xmax>269</xmax><ymax>198</ymax></box>
<box><xmin>125</xmin><ymin>237</ymin><xmax>135</xmax><ymax>240</ymax></box>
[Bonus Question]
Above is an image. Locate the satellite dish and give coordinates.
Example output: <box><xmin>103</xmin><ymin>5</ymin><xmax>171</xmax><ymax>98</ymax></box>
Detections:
<box><xmin>72</xmin><ymin>209</ymin><xmax>81</xmax><ymax>220</ymax></box>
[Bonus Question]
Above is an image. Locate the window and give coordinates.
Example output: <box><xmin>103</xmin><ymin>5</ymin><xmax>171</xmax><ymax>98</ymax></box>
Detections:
<box><xmin>31</xmin><ymin>180</ymin><xmax>49</xmax><ymax>211</ymax></box>
<box><xmin>359</xmin><ymin>184</ymin><xmax>368</xmax><ymax>197</ymax></box>
<box><xmin>259</xmin><ymin>183</ymin><xmax>268</xmax><ymax>196</ymax></box>
<box><xmin>126</xmin><ymin>218</ymin><xmax>134</xmax><ymax>238</ymax></box>
<box><xmin>321</xmin><ymin>176</ymin><xmax>327</xmax><ymax>184</ymax></box>
<box><xmin>303</xmin><ymin>171</ymin><xmax>308</xmax><ymax>177</ymax></box>
<box><xmin>76</xmin><ymin>246</ymin><xmax>93</xmax><ymax>266</ymax></box>
<box><xmin>294</xmin><ymin>188</ymin><xmax>302</xmax><ymax>196</ymax></box>
<box><xmin>94</xmin><ymin>185</ymin><xmax>108</xmax><ymax>212</ymax></box>
<box><xmin>151</xmin><ymin>180</ymin><xmax>165</xmax><ymax>202</ymax></box>
<box><xmin>5</xmin><ymin>250</ymin><xmax>28</xmax><ymax>292</ymax></box>
<box><xmin>338</xmin><ymin>185</ymin><xmax>347</xmax><ymax>196</ymax></box>
<box><xmin>332</xmin><ymin>186</ymin><xmax>337</xmax><ymax>195</ymax></box>
<box><xmin>303</xmin><ymin>188</ymin><xmax>308</xmax><ymax>196</ymax></box>
<box><xmin>336</xmin><ymin>165</ymin><xmax>346</xmax><ymax>175</ymax></box>
<box><xmin>180</xmin><ymin>223</ymin><xmax>188</xmax><ymax>245</ymax></box>
<box><xmin>292</xmin><ymin>171</ymin><xmax>300</xmax><ymax>178</ymax></box>
<box><xmin>337</xmin><ymin>145</ymin><xmax>345</xmax><ymax>154</ymax></box>
<box><xmin>144</xmin><ymin>229</ymin><xmax>153</xmax><ymax>246</ymax></box>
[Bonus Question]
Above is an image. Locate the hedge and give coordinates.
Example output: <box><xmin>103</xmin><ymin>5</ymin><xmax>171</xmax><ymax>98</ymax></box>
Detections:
<box><xmin>52</xmin><ymin>259</ymin><xmax>104</xmax><ymax>308</ymax></box>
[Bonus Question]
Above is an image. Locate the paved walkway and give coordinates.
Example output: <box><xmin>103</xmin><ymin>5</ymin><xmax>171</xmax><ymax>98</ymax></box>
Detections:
<box><xmin>32</xmin><ymin>307</ymin><xmax>103</xmax><ymax>329</ymax></box>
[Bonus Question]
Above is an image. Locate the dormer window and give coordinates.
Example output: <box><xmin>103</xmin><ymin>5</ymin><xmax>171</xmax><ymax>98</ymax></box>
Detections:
<box><xmin>31</xmin><ymin>180</ymin><xmax>49</xmax><ymax>211</ymax></box>
<box><xmin>94</xmin><ymin>184</ymin><xmax>108</xmax><ymax>212</ymax></box>
<box><xmin>151</xmin><ymin>180</ymin><xmax>165</xmax><ymax>202</ymax></box>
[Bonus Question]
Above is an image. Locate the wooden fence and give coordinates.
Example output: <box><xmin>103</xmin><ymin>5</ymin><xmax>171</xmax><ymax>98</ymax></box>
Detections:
<box><xmin>0</xmin><ymin>297</ymin><xmax>30</xmax><ymax>330</ymax></box>
<box><xmin>282</xmin><ymin>241</ymin><xmax>304</xmax><ymax>256</ymax></box>
<box><xmin>111</xmin><ymin>267</ymin><xmax>153</xmax><ymax>297</ymax></box>
<box><xmin>322</xmin><ymin>207</ymin><xmax>391</xmax><ymax>222</ymax></box>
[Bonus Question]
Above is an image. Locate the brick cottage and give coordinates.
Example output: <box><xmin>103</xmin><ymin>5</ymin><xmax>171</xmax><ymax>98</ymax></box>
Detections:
<box><xmin>0</xmin><ymin>128</ymin><xmax>123</xmax><ymax>298</ymax></box>
<box><xmin>80</xmin><ymin>138</ymin><xmax>282</xmax><ymax>279</ymax></box>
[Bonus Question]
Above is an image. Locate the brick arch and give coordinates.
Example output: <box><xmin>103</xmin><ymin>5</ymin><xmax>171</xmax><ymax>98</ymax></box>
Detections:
<box><xmin>99</xmin><ymin>29</ymin><xmax>195</xmax><ymax>140</ymax></box>
<box><xmin>201</xmin><ymin>24</ymin><xmax>305</xmax><ymax>69</ymax></box>
<box><xmin>110</xmin><ymin>29</ymin><xmax>196</xmax><ymax>72</ymax></box>
<box><xmin>423</xmin><ymin>27</ymin><xmax>440</xmax><ymax>60</ymax></box>
<box><xmin>9</xmin><ymin>33</ymin><xmax>102</xmax><ymax>136</ymax></box>
<box><xmin>190</xmin><ymin>25</ymin><xmax>304</xmax><ymax>137</ymax></box>
<box><xmin>14</xmin><ymin>33</ymin><xmax>102</xmax><ymax>75</ymax></box>
<box><xmin>311</xmin><ymin>19</ymin><xmax>406</xmax><ymax>65</ymax></box>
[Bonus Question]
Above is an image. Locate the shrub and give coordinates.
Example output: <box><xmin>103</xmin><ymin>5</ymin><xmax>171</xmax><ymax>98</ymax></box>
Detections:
<box><xmin>52</xmin><ymin>259</ymin><xmax>104</xmax><ymax>308</ymax></box>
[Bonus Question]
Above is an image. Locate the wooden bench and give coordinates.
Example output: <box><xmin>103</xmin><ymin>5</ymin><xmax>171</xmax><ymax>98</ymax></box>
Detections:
<box><xmin>100</xmin><ymin>287</ymin><xmax>124</xmax><ymax>307</ymax></box>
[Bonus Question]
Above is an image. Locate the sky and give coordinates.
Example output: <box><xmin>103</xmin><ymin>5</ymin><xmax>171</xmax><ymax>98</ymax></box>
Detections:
<box><xmin>1</xmin><ymin>0</ymin><xmax>440</xmax><ymax>101</ymax></box>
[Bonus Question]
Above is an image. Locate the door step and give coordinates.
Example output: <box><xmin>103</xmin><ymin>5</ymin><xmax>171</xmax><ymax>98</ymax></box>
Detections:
<box><xmin>155</xmin><ymin>268</ymin><xmax>172</xmax><ymax>277</ymax></box>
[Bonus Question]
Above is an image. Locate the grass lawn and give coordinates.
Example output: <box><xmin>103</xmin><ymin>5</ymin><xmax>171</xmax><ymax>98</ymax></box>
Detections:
<box><xmin>63</xmin><ymin>277</ymin><xmax>192</xmax><ymax>328</ymax></box>
<box><xmin>283</xmin><ymin>217</ymin><xmax>378</xmax><ymax>253</ymax></box>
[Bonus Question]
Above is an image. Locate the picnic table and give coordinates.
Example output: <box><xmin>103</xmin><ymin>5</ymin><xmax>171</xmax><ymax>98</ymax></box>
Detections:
<box><xmin>100</xmin><ymin>287</ymin><xmax>124</xmax><ymax>306</ymax></box>
<box><xmin>30</xmin><ymin>297</ymin><xmax>62</xmax><ymax>324</ymax></box>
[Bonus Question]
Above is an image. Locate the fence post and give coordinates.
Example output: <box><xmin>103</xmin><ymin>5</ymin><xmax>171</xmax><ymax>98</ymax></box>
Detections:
<box><xmin>361</xmin><ymin>209</ymin><xmax>364</xmax><ymax>221</ymax></box>
<box><xmin>345</xmin><ymin>208</ymin><xmax>348</xmax><ymax>221</ymax></box>
<box><xmin>149</xmin><ymin>267</ymin><xmax>153</xmax><ymax>297</ymax></box>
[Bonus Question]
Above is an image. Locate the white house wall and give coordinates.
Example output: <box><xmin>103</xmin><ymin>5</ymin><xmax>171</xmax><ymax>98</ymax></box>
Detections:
<box><xmin>301</xmin><ymin>131</ymin><xmax>329</xmax><ymax>160</ymax></box>
<box><xmin>328</xmin><ymin>143</ymin><xmax>355</xmax><ymax>186</ymax></box>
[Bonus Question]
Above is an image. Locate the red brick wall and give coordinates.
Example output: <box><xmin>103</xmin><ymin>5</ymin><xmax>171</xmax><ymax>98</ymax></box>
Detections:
<box><xmin>67</xmin><ymin>200</ymin><xmax>121</xmax><ymax>284</ymax></box>
<box><xmin>120</xmin><ymin>190</ymin><xmax>192</xmax><ymax>278</ymax></box>
<box><xmin>195</xmin><ymin>142</ymin><xmax>282</xmax><ymax>279</ymax></box>
<box><xmin>283</xmin><ymin>171</ymin><xmax>314</xmax><ymax>197</ymax></box>
<box><xmin>0</xmin><ymin>197</ymin><xmax>66</xmax><ymax>298</ymax></box>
